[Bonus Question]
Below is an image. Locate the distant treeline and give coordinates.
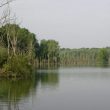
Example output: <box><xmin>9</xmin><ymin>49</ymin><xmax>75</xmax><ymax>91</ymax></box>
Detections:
<box><xmin>60</xmin><ymin>48</ymin><xmax>110</xmax><ymax>66</ymax></box>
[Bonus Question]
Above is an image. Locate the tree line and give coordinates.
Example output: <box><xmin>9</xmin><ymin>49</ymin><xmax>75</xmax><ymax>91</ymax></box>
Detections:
<box><xmin>0</xmin><ymin>23</ymin><xmax>110</xmax><ymax>78</ymax></box>
<box><xmin>60</xmin><ymin>48</ymin><xmax>110</xmax><ymax>66</ymax></box>
<box><xmin>0</xmin><ymin>24</ymin><xmax>60</xmax><ymax>78</ymax></box>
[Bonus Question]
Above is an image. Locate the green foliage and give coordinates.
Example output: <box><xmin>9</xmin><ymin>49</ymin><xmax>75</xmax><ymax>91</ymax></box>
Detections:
<box><xmin>47</xmin><ymin>40</ymin><xmax>60</xmax><ymax>60</ymax></box>
<box><xmin>60</xmin><ymin>48</ymin><xmax>110</xmax><ymax>66</ymax></box>
<box><xmin>0</xmin><ymin>47</ymin><xmax>8</xmax><ymax>66</ymax></box>
<box><xmin>39</xmin><ymin>39</ymin><xmax>60</xmax><ymax>64</ymax></box>
<box><xmin>0</xmin><ymin>24</ymin><xmax>60</xmax><ymax>78</ymax></box>
<box><xmin>0</xmin><ymin>24</ymin><xmax>39</xmax><ymax>56</ymax></box>
<box><xmin>17</xmin><ymin>28</ymin><xmax>39</xmax><ymax>56</ymax></box>
<box><xmin>60</xmin><ymin>48</ymin><xmax>96</xmax><ymax>65</ymax></box>
<box><xmin>1</xmin><ymin>23</ymin><xmax>110</xmax><ymax>78</ymax></box>
<box><xmin>2</xmin><ymin>55</ymin><xmax>33</xmax><ymax>78</ymax></box>
<box><xmin>39</xmin><ymin>39</ymin><xmax>48</xmax><ymax>59</ymax></box>
<box><xmin>0</xmin><ymin>24</ymin><xmax>39</xmax><ymax>78</ymax></box>
<box><xmin>97</xmin><ymin>48</ymin><xmax>109</xmax><ymax>66</ymax></box>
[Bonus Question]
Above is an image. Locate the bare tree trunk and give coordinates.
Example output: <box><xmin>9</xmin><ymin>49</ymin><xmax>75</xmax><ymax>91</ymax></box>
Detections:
<box><xmin>7</xmin><ymin>35</ymin><xmax>10</xmax><ymax>56</ymax></box>
<box><xmin>10</xmin><ymin>34</ymin><xmax>17</xmax><ymax>56</ymax></box>
<box><xmin>0</xmin><ymin>0</ymin><xmax>12</xmax><ymax>56</ymax></box>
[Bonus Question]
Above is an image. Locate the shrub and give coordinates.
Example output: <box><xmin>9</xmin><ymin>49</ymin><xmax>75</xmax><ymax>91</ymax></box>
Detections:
<box><xmin>2</xmin><ymin>55</ymin><xmax>33</xmax><ymax>78</ymax></box>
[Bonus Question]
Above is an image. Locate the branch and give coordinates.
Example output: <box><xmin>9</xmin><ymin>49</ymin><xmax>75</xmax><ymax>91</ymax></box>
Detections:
<box><xmin>0</xmin><ymin>0</ymin><xmax>14</xmax><ymax>8</ymax></box>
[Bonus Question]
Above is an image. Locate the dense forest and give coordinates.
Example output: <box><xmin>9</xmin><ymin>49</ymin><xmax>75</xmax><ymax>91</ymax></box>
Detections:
<box><xmin>0</xmin><ymin>24</ymin><xmax>60</xmax><ymax>78</ymax></box>
<box><xmin>60</xmin><ymin>48</ymin><xmax>110</xmax><ymax>66</ymax></box>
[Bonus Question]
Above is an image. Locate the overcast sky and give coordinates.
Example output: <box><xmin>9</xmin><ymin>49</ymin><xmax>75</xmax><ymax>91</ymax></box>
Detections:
<box><xmin>11</xmin><ymin>0</ymin><xmax>110</xmax><ymax>48</ymax></box>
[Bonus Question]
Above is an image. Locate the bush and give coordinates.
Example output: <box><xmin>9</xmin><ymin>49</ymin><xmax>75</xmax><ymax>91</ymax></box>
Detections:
<box><xmin>2</xmin><ymin>55</ymin><xmax>33</xmax><ymax>78</ymax></box>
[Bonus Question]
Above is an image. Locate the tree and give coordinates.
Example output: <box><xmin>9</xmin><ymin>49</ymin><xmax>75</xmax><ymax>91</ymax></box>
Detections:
<box><xmin>47</xmin><ymin>40</ymin><xmax>60</xmax><ymax>64</ymax></box>
<box><xmin>0</xmin><ymin>0</ymin><xmax>40</xmax><ymax>77</ymax></box>
<box><xmin>39</xmin><ymin>39</ymin><xmax>48</xmax><ymax>62</ymax></box>
<box><xmin>39</xmin><ymin>39</ymin><xmax>60</xmax><ymax>64</ymax></box>
<box><xmin>0</xmin><ymin>24</ymin><xmax>39</xmax><ymax>77</ymax></box>
<box><xmin>97</xmin><ymin>48</ymin><xmax>109</xmax><ymax>66</ymax></box>
<box><xmin>0</xmin><ymin>24</ymin><xmax>39</xmax><ymax>57</ymax></box>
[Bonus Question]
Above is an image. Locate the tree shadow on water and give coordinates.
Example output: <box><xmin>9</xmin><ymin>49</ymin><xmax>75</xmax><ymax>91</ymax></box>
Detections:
<box><xmin>0</xmin><ymin>70</ymin><xmax>59</xmax><ymax>110</ymax></box>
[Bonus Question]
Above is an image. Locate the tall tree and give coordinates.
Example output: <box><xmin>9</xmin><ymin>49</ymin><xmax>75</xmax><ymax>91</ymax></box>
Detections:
<box><xmin>97</xmin><ymin>48</ymin><xmax>109</xmax><ymax>66</ymax></box>
<box><xmin>39</xmin><ymin>39</ymin><xmax>60</xmax><ymax>64</ymax></box>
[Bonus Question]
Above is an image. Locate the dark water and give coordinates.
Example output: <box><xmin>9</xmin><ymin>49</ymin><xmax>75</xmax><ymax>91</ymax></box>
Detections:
<box><xmin>0</xmin><ymin>67</ymin><xmax>110</xmax><ymax>110</ymax></box>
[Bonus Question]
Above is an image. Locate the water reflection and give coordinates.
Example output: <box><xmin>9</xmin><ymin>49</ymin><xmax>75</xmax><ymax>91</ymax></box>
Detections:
<box><xmin>0</xmin><ymin>79</ymin><xmax>38</xmax><ymax>110</ymax></box>
<box><xmin>1</xmin><ymin>67</ymin><xmax>110</xmax><ymax>110</ymax></box>
<box><xmin>37</xmin><ymin>69</ymin><xmax>59</xmax><ymax>86</ymax></box>
<box><xmin>59</xmin><ymin>67</ymin><xmax>110</xmax><ymax>79</ymax></box>
<box><xmin>0</xmin><ymin>70</ymin><xmax>59</xmax><ymax>110</ymax></box>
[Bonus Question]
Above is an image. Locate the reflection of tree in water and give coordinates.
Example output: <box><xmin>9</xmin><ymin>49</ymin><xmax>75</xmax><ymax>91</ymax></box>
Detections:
<box><xmin>0</xmin><ymin>79</ymin><xmax>38</xmax><ymax>110</ymax></box>
<box><xmin>39</xmin><ymin>72</ymin><xmax>59</xmax><ymax>86</ymax></box>
<box><xmin>37</xmin><ymin>69</ymin><xmax>59</xmax><ymax>87</ymax></box>
<box><xmin>0</xmin><ymin>70</ymin><xmax>59</xmax><ymax>110</ymax></box>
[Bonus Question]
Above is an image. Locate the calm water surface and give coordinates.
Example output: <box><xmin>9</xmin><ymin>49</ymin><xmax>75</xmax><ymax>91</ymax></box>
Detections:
<box><xmin>0</xmin><ymin>67</ymin><xmax>110</xmax><ymax>110</ymax></box>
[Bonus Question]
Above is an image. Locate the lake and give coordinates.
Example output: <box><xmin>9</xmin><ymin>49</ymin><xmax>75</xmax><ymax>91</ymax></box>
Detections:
<box><xmin>0</xmin><ymin>67</ymin><xmax>110</xmax><ymax>110</ymax></box>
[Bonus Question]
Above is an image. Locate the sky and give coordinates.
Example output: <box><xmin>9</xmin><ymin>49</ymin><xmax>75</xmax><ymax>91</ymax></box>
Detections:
<box><xmin>10</xmin><ymin>0</ymin><xmax>110</xmax><ymax>48</ymax></box>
